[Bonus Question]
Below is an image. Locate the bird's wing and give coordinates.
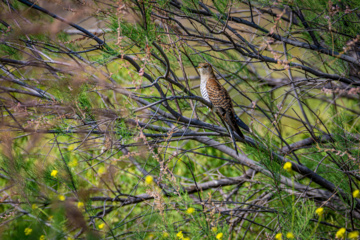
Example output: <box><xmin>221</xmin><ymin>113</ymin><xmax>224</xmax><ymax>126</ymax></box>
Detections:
<box><xmin>225</xmin><ymin>108</ymin><xmax>245</xmax><ymax>139</ymax></box>
<box><xmin>235</xmin><ymin>114</ymin><xmax>250</xmax><ymax>132</ymax></box>
<box><xmin>206</xmin><ymin>77</ymin><xmax>232</xmax><ymax>109</ymax></box>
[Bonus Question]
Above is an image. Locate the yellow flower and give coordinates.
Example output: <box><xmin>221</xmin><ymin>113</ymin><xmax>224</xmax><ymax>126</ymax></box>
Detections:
<box><xmin>216</xmin><ymin>232</ymin><xmax>223</xmax><ymax>240</ymax></box>
<box><xmin>39</xmin><ymin>235</ymin><xmax>45</xmax><ymax>240</ymax></box>
<box><xmin>48</xmin><ymin>215</ymin><xmax>53</xmax><ymax>221</ymax></box>
<box><xmin>68</xmin><ymin>144</ymin><xmax>76</xmax><ymax>151</ymax></box>
<box><xmin>77</xmin><ymin>201</ymin><xmax>84</xmax><ymax>209</ymax></box>
<box><xmin>67</xmin><ymin>237</ymin><xmax>74</xmax><ymax>240</ymax></box>
<box><xmin>148</xmin><ymin>233</ymin><xmax>154</xmax><ymax>239</ymax></box>
<box><xmin>24</xmin><ymin>227</ymin><xmax>32</xmax><ymax>235</ymax></box>
<box><xmin>315</xmin><ymin>207</ymin><xmax>324</xmax><ymax>217</ymax></box>
<box><xmin>283</xmin><ymin>162</ymin><xmax>292</xmax><ymax>172</ymax></box>
<box><xmin>275</xmin><ymin>233</ymin><xmax>282</xmax><ymax>240</ymax></box>
<box><xmin>51</xmin><ymin>170</ymin><xmax>58</xmax><ymax>178</ymax></box>
<box><xmin>349</xmin><ymin>231</ymin><xmax>359</xmax><ymax>239</ymax></box>
<box><xmin>176</xmin><ymin>231</ymin><xmax>183</xmax><ymax>239</ymax></box>
<box><xmin>32</xmin><ymin>204</ymin><xmax>37</xmax><ymax>210</ymax></box>
<box><xmin>98</xmin><ymin>166</ymin><xmax>106</xmax><ymax>175</ymax></box>
<box><xmin>98</xmin><ymin>223</ymin><xmax>105</xmax><ymax>229</ymax></box>
<box><xmin>286</xmin><ymin>232</ymin><xmax>294</xmax><ymax>239</ymax></box>
<box><xmin>211</xmin><ymin>227</ymin><xmax>218</xmax><ymax>233</ymax></box>
<box><xmin>186</xmin><ymin>207</ymin><xmax>195</xmax><ymax>214</ymax></box>
<box><xmin>162</xmin><ymin>232</ymin><xmax>169</xmax><ymax>237</ymax></box>
<box><xmin>335</xmin><ymin>228</ymin><xmax>346</xmax><ymax>238</ymax></box>
<box><xmin>58</xmin><ymin>195</ymin><xmax>65</xmax><ymax>201</ymax></box>
<box><xmin>183</xmin><ymin>238</ymin><xmax>190</xmax><ymax>240</ymax></box>
<box><xmin>69</xmin><ymin>158</ymin><xmax>78</xmax><ymax>167</ymax></box>
<box><xmin>145</xmin><ymin>175</ymin><xmax>154</xmax><ymax>185</ymax></box>
<box><xmin>353</xmin><ymin>189</ymin><xmax>360</xmax><ymax>198</ymax></box>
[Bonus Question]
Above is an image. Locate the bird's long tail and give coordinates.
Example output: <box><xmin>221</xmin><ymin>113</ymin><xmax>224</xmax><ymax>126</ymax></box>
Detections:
<box><xmin>217</xmin><ymin>113</ymin><xmax>240</xmax><ymax>155</ymax></box>
<box><xmin>228</xmin><ymin>128</ymin><xmax>239</xmax><ymax>156</ymax></box>
<box><xmin>235</xmin><ymin>114</ymin><xmax>250</xmax><ymax>132</ymax></box>
<box><xmin>226</xmin><ymin>112</ymin><xmax>244</xmax><ymax>155</ymax></box>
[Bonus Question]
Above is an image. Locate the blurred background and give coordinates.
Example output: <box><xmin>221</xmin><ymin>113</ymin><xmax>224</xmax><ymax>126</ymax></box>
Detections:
<box><xmin>1</xmin><ymin>0</ymin><xmax>360</xmax><ymax>239</ymax></box>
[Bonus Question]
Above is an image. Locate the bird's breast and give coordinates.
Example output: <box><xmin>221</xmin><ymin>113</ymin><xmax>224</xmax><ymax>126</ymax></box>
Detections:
<box><xmin>200</xmin><ymin>77</ymin><xmax>210</xmax><ymax>102</ymax></box>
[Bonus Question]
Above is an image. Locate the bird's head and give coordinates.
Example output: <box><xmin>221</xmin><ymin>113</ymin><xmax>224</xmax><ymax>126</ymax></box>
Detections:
<box><xmin>197</xmin><ymin>63</ymin><xmax>214</xmax><ymax>77</ymax></box>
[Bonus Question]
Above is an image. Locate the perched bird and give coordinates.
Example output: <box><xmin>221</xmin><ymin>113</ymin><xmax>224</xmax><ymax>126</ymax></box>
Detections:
<box><xmin>197</xmin><ymin>63</ymin><xmax>249</xmax><ymax>154</ymax></box>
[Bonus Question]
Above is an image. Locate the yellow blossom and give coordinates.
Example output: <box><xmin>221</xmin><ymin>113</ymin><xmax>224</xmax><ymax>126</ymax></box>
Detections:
<box><xmin>67</xmin><ymin>237</ymin><xmax>74</xmax><ymax>240</ymax></box>
<box><xmin>98</xmin><ymin>223</ymin><xmax>105</xmax><ymax>229</ymax></box>
<box><xmin>68</xmin><ymin>144</ymin><xmax>76</xmax><ymax>151</ymax></box>
<box><xmin>51</xmin><ymin>170</ymin><xmax>58</xmax><ymax>178</ymax></box>
<box><xmin>336</xmin><ymin>228</ymin><xmax>346</xmax><ymax>238</ymax></box>
<box><xmin>24</xmin><ymin>227</ymin><xmax>32</xmax><ymax>235</ymax></box>
<box><xmin>69</xmin><ymin>159</ymin><xmax>78</xmax><ymax>167</ymax></box>
<box><xmin>349</xmin><ymin>231</ymin><xmax>359</xmax><ymax>239</ymax></box>
<box><xmin>183</xmin><ymin>238</ymin><xmax>190</xmax><ymax>240</ymax></box>
<box><xmin>211</xmin><ymin>227</ymin><xmax>218</xmax><ymax>233</ymax></box>
<box><xmin>286</xmin><ymin>232</ymin><xmax>294</xmax><ymax>239</ymax></box>
<box><xmin>216</xmin><ymin>232</ymin><xmax>223</xmax><ymax>240</ymax></box>
<box><xmin>58</xmin><ymin>195</ymin><xmax>65</xmax><ymax>201</ymax></box>
<box><xmin>275</xmin><ymin>233</ymin><xmax>282</xmax><ymax>240</ymax></box>
<box><xmin>48</xmin><ymin>216</ymin><xmax>53</xmax><ymax>221</ymax></box>
<box><xmin>315</xmin><ymin>207</ymin><xmax>324</xmax><ymax>217</ymax></box>
<box><xmin>148</xmin><ymin>233</ymin><xmax>154</xmax><ymax>239</ymax></box>
<box><xmin>32</xmin><ymin>204</ymin><xmax>37</xmax><ymax>210</ymax></box>
<box><xmin>39</xmin><ymin>235</ymin><xmax>45</xmax><ymax>240</ymax></box>
<box><xmin>98</xmin><ymin>166</ymin><xmax>106</xmax><ymax>175</ymax></box>
<box><xmin>353</xmin><ymin>189</ymin><xmax>360</xmax><ymax>198</ymax></box>
<box><xmin>162</xmin><ymin>232</ymin><xmax>169</xmax><ymax>237</ymax></box>
<box><xmin>283</xmin><ymin>162</ymin><xmax>292</xmax><ymax>173</ymax></box>
<box><xmin>145</xmin><ymin>175</ymin><xmax>154</xmax><ymax>185</ymax></box>
<box><xmin>176</xmin><ymin>231</ymin><xmax>183</xmax><ymax>239</ymax></box>
<box><xmin>186</xmin><ymin>207</ymin><xmax>195</xmax><ymax>214</ymax></box>
<box><xmin>77</xmin><ymin>201</ymin><xmax>84</xmax><ymax>209</ymax></box>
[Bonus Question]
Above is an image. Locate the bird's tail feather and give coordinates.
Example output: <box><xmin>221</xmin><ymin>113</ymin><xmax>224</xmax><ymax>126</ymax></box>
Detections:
<box><xmin>218</xmin><ymin>113</ymin><xmax>240</xmax><ymax>155</ymax></box>
<box><xmin>226</xmin><ymin>123</ymin><xmax>239</xmax><ymax>156</ymax></box>
<box><xmin>235</xmin><ymin>114</ymin><xmax>250</xmax><ymax>132</ymax></box>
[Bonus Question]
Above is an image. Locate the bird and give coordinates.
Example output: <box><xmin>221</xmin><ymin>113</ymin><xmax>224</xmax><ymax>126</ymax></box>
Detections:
<box><xmin>197</xmin><ymin>62</ymin><xmax>249</xmax><ymax>154</ymax></box>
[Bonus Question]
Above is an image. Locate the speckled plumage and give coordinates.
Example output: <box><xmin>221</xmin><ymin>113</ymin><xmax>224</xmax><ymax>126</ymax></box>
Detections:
<box><xmin>206</xmin><ymin>76</ymin><xmax>244</xmax><ymax>139</ymax></box>
<box><xmin>198</xmin><ymin>63</ymin><xmax>247</xmax><ymax>154</ymax></box>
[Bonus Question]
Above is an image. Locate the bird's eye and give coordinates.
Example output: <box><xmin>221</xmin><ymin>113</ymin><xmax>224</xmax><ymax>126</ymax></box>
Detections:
<box><xmin>204</xmin><ymin>66</ymin><xmax>208</xmax><ymax>68</ymax></box>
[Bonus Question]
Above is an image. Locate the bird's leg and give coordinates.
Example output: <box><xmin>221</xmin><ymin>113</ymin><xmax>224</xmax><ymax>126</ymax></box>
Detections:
<box><xmin>207</xmin><ymin>105</ymin><xmax>213</xmax><ymax>115</ymax></box>
<box><xmin>211</xmin><ymin>106</ymin><xmax>221</xmax><ymax>125</ymax></box>
<box><xmin>207</xmin><ymin>106</ymin><xmax>221</xmax><ymax>126</ymax></box>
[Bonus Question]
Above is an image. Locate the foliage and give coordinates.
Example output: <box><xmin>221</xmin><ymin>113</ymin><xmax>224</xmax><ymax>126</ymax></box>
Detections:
<box><xmin>1</xmin><ymin>0</ymin><xmax>360</xmax><ymax>239</ymax></box>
